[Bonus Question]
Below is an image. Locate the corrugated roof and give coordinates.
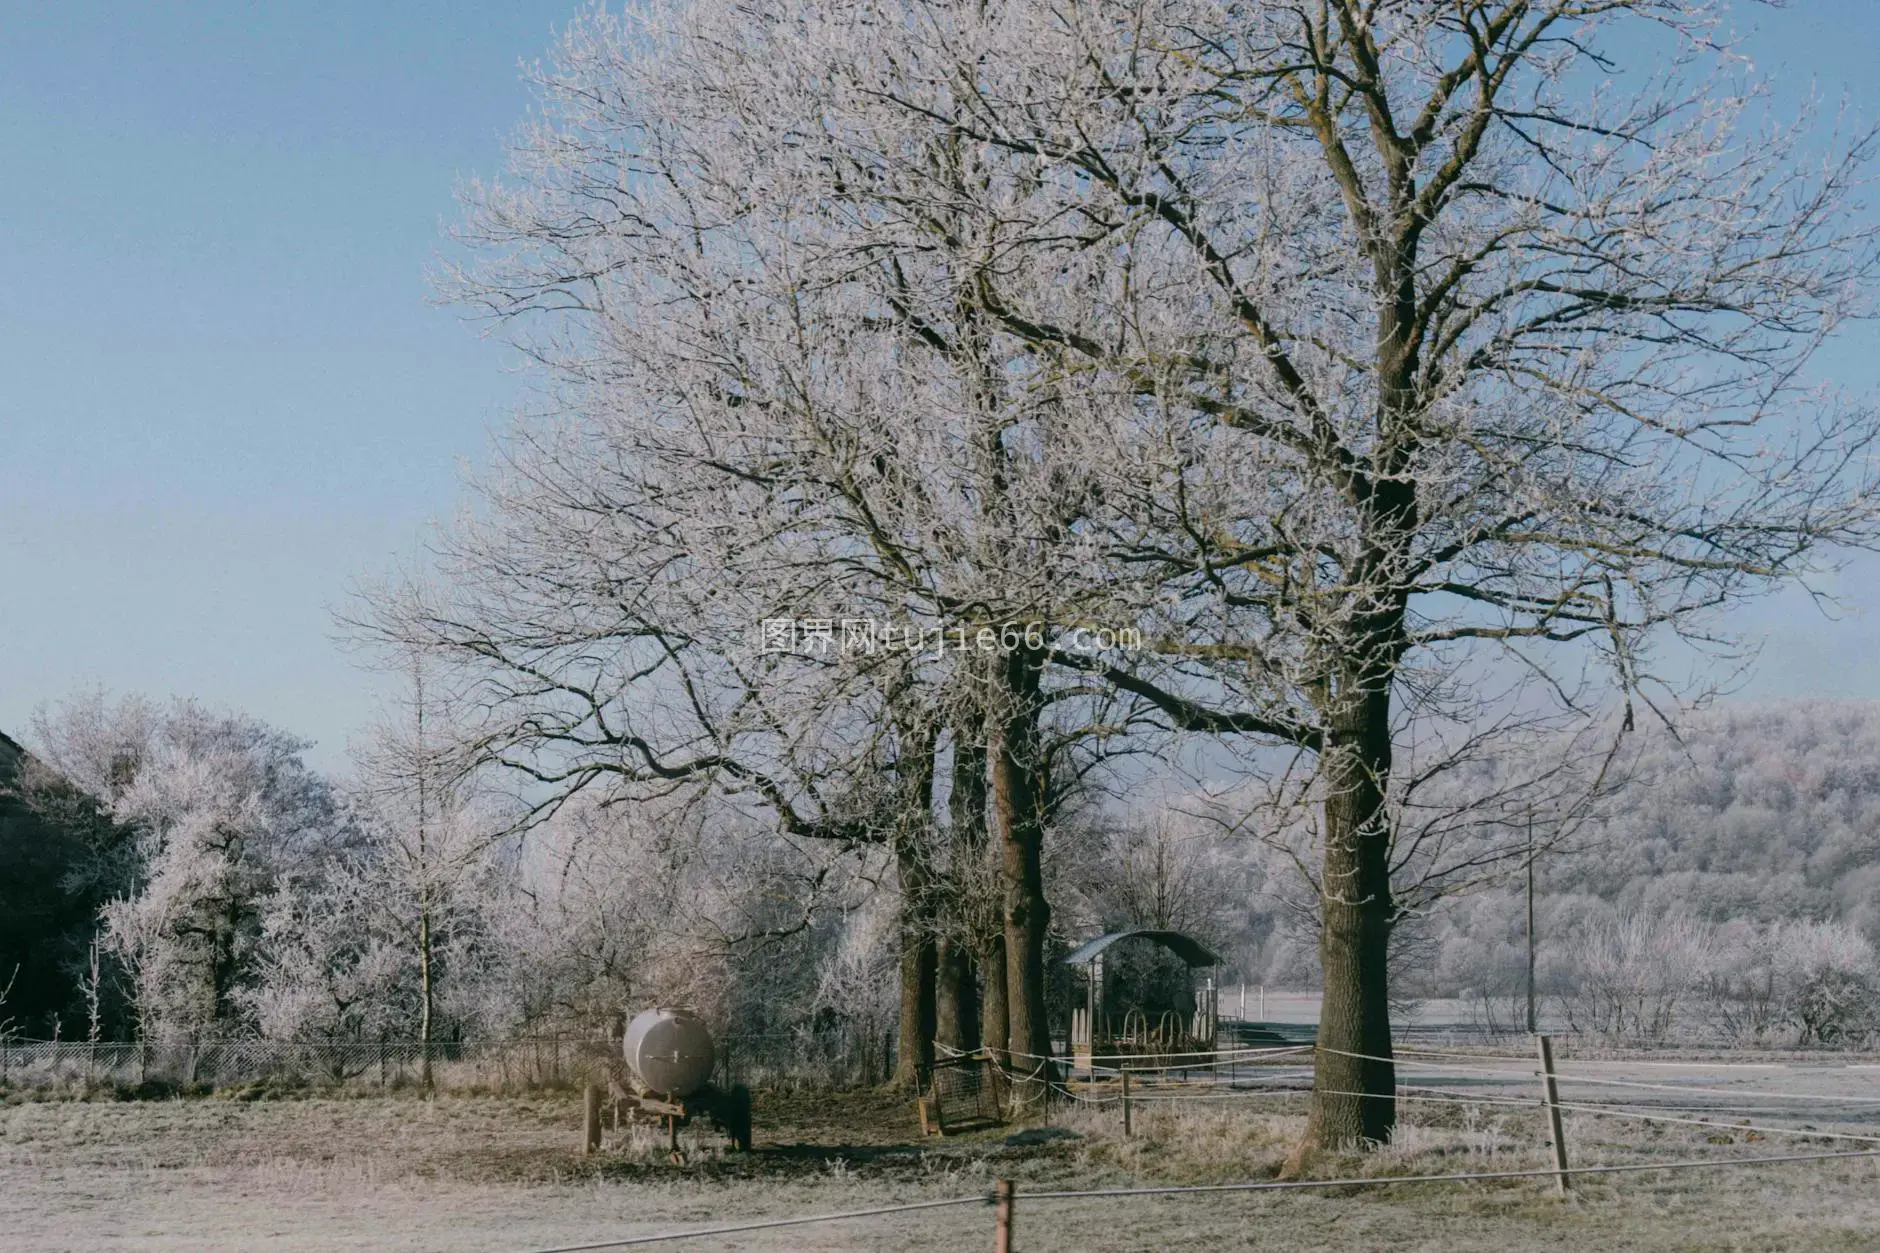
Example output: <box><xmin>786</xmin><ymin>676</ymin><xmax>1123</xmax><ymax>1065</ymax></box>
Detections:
<box><xmin>1063</xmin><ymin>929</ymin><xmax>1220</xmax><ymax>968</ymax></box>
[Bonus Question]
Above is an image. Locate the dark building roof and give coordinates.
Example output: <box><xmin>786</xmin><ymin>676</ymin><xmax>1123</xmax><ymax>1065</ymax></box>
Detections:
<box><xmin>1063</xmin><ymin>929</ymin><xmax>1221</xmax><ymax>969</ymax></box>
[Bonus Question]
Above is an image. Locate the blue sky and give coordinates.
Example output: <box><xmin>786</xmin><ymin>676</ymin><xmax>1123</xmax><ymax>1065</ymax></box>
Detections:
<box><xmin>1</xmin><ymin>2</ymin><xmax>1878</xmax><ymax>772</ymax></box>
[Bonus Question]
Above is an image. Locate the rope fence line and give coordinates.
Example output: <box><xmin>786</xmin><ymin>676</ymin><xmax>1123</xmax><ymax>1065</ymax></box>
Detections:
<box><xmin>1314</xmin><ymin>1048</ymin><xmax>1539</xmax><ymax>1079</ymax></box>
<box><xmin>938</xmin><ymin>1041</ymin><xmax>1315</xmax><ymax>1070</ymax></box>
<box><xmin>1317</xmin><ymin>1085</ymin><xmax>1539</xmax><ymax>1112</ymax></box>
<box><xmin>1014</xmin><ymin>1146</ymin><xmax>1880</xmax><ymax>1199</ymax></box>
<box><xmin>513</xmin><ymin>1195</ymin><xmax>993</xmax><ymax>1253</ymax></box>
<box><xmin>1550</xmin><ymin>1072</ymin><xmax>1880</xmax><ymax>1104</ymax></box>
<box><xmin>1317</xmin><ymin>1045</ymin><xmax>1880</xmax><ymax>1102</ymax></box>
<box><xmin>507</xmin><ymin>1147</ymin><xmax>1880</xmax><ymax>1252</ymax></box>
<box><xmin>1088</xmin><ymin>1045</ymin><xmax>1880</xmax><ymax>1157</ymax></box>
<box><xmin>1082</xmin><ymin>1072</ymin><xmax>1880</xmax><ymax>1138</ymax></box>
<box><xmin>523</xmin><ymin>1034</ymin><xmax>1880</xmax><ymax>1252</ymax></box>
<box><xmin>1058</xmin><ymin>1070</ymin><xmax>1316</xmax><ymax>1090</ymax></box>
<box><xmin>1072</xmin><ymin>1051</ymin><xmax>1314</xmax><ymax>1076</ymax></box>
<box><xmin>1010</xmin><ymin>1039</ymin><xmax>1880</xmax><ymax>1130</ymax></box>
<box><xmin>956</xmin><ymin>1038</ymin><xmax>1880</xmax><ymax>1096</ymax></box>
<box><xmin>1309</xmin><ymin>1084</ymin><xmax>1880</xmax><ymax>1145</ymax></box>
<box><xmin>1049</xmin><ymin>1078</ymin><xmax>1880</xmax><ymax>1125</ymax></box>
<box><xmin>1544</xmin><ymin>1098</ymin><xmax>1880</xmax><ymax>1145</ymax></box>
<box><xmin>1005</xmin><ymin>1054</ymin><xmax>1880</xmax><ymax>1170</ymax></box>
<box><xmin>1541</xmin><ymin>1097</ymin><xmax>1880</xmax><ymax>1117</ymax></box>
<box><xmin>1380</xmin><ymin>1045</ymin><xmax>1795</xmax><ymax>1070</ymax></box>
<box><xmin>1090</xmin><ymin>1089</ymin><xmax>1304</xmax><ymax>1104</ymax></box>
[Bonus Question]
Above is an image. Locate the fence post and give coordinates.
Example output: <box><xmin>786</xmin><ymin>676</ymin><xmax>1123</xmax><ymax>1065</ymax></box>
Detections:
<box><xmin>583</xmin><ymin>1082</ymin><xmax>603</xmax><ymax>1155</ymax></box>
<box><xmin>992</xmin><ymin>1178</ymin><xmax>1015</xmax><ymax>1253</ymax></box>
<box><xmin>1535</xmin><ymin>1034</ymin><xmax>1571</xmax><ymax>1195</ymax></box>
<box><xmin>1121</xmin><ymin>1068</ymin><xmax>1132</xmax><ymax>1137</ymax></box>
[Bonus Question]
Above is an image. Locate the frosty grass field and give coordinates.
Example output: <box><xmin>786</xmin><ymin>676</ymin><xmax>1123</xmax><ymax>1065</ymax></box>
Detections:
<box><xmin>8</xmin><ymin>1056</ymin><xmax>1880</xmax><ymax>1253</ymax></box>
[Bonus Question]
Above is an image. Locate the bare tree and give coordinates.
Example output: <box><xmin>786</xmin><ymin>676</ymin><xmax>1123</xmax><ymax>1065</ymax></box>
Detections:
<box><xmin>348</xmin><ymin>650</ymin><xmax>509</xmax><ymax>1086</ymax></box>
<box><xmin>357</xmin><ymin>3</ymin><xmax>1159</xmax><ymax>1077</ymax></box>
<box><xmin>370</xmin><ymin>0</ymin><xmax>1880</xmax><ymax>1155</ymax></box>
<box><xmin>757</xmin><ymin>0</ymin><xmax>1880</xmax><ymax>1157</ymax></box>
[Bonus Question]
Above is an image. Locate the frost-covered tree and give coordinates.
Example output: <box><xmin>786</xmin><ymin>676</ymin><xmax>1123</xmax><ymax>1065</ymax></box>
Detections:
<box><xmin>371</xmin><ymin>0</ymin><xmax>1880</xmax><ymax>1154</ymax></box>
<box><xmin>744</xmin><ymin>0</ymin><xmax>1880</xmax><ymax>1156</ymax></box>
<box><xmin>26</xmin><ymin>693</ymin><xmax>339</xmax><ymax>1043</ymax></box>
<box><xmin>345</xmin><ymin>651</ymin><xmax>511</xmax><ymax>1083</ymax></box>
<box><xmin>240</xmin><ymin>853</ymin><xmax>407</xmax><ymax>1049</ymax></box>
<box><xmin>360</xmin><ymin>2</ymin><xmax>1155</xmax><ymax>1074</ymax></box>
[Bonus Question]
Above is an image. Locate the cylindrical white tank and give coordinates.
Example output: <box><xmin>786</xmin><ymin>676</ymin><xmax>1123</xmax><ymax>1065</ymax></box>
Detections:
<box><xmin>623</xmin><ymin>1008</ymin><xmax>716</xmax><ymax>1097</ymax></box>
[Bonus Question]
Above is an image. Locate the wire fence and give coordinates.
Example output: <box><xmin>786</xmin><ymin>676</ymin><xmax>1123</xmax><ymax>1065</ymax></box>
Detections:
<box><xmin>813</xmin><ymin>1034</ymin><xmax>1880</xmax><ymax>1251</ymax></box>
<box><xmin>10</xmin><ymin>1021</ymin><xmax>1857</xmax><ymax>1094</ymax></box>
<box><xmin>0</xmin><ymin>1024</ymin><xmax>889</xmax><ymax>1092</ymax></box>
<box><xmin>14</xmin><ymin>1027</ymin><xmax>1880</xmax><ymax>1249</ymax></box>
<box><xmin>0</xmin><ymin>1036</ymin><xmax>563</xmax><ymax>1090</ymax></box>
<box><xmin>507</xmin><ymin>1145</ymin><xmax>1880</xmax><ymax>1252</ymax></box>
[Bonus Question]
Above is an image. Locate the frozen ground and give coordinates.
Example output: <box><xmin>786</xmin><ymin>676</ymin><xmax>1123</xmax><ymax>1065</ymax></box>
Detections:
<box><xmin>4</xmin><ymin>1080</ymin><xmax>1880</xmax><ymax>1252</ymax></box>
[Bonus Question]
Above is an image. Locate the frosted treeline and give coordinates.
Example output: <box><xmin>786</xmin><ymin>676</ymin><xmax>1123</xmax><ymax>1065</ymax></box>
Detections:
<box><xmin>1235</xmin><ymin>700</ymin><xmax>1880</xmax><ymax>1045</ymax></box>
<box><xmin>8</xmin><ymin>693</ymin><xmax>1880</xmax><ymax>1050</ymax></box>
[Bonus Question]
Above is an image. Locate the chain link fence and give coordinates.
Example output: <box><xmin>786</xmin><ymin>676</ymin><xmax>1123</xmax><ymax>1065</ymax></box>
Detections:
<box><xmin>0</xmin><ymin>1023</ymin><xmax>895</xmax><ymax>1093</ymax></box>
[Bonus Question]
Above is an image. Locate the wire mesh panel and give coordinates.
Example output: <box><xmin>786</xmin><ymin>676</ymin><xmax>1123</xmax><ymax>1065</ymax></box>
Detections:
<box><xmin>921</xmin><ymin>1054</ymin><xmax>1008</xmax><ymax>1134</ymax></box>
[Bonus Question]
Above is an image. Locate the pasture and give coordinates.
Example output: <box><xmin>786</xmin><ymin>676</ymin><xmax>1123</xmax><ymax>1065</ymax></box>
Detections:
<box><xmin>7</xmin><ymin>1051</ymin><xmax>1880</xmax><ymax>1252</ymax></box>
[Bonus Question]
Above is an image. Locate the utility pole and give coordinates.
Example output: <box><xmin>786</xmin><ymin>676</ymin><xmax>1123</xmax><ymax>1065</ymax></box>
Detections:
<box><xmin>1525</xmin><ymin>813</ymin><xmax>1537</xmax><ymax>1035</ymax></box>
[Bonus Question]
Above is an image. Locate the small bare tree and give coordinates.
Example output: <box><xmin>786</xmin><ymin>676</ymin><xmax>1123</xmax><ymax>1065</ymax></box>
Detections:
<box><xmin>348</xmin><ymin>649</ymin><xmax>509</xmax><ymax>1086</ymax></box>
<box><xmin>81</xmin><ymin>940</ymin><xmax>103</xmax><ymax>1084</ymax></box>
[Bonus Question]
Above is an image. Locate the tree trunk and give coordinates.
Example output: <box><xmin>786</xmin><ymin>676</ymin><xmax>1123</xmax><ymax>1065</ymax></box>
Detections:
<box><xmin>892</xmin><ymin>797</ymin><xmax>938</xmax><ymax>1089</ymax></box>
<box><xmin>935</xmin><ymin>939</ymin><xmax>978</xmax><ymax>1052</ymax></box>
<box><xmin>418</xmin><ymin>902</ymin><xmax>435</xmax><ymax>1090</ymax></box>
<box><xmin>893</xmin><ymin>900</ymin><xmax>937</xmax><ymax>1089</ymax></box>
<box><xmin>979</xmin><ymin>933</ymin><xmax>1009</xmax><ymax>1057</ymax></box>
<box><xmin>991</xmin><ymin>647</ymin><xmax>1052</xmax><ymax>1072</ymax></box>
<box><xmin>941</xmin><ymin>725</ymin><xmax>989</xmax><ymax>1054</ymax></box>
<box><xmin>1288</xmin><ymin>686</ymin><xmax>1396</xmax><ymax>1166</ymax></box>
<box><xmin>997</xmin><ymin>812</ymin><xmax>1051</xmax><ymax>1069</ymax></box>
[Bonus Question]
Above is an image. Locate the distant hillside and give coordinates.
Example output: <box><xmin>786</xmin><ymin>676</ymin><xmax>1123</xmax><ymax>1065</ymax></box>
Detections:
<box><xmin>1239</xmin><ymin>699</ymin><xmax>1880</xmax><ymax>990</ymax></box>
<box><xmin>1550</xmin><ymin>699</ymin><xmax>1880</xmax><ymax>933</ymax></box>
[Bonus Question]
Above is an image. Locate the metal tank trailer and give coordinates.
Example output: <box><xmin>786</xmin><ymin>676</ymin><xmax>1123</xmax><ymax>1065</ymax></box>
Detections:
<box><xmin>616</xmin><ymin>1008</ymin><xmax>752</xmax><ymax>1161</ymax></box>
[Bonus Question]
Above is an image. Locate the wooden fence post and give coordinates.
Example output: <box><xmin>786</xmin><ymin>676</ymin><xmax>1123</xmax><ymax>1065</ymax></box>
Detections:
<box><xmin>992</xmin><ymin>1178</ymin><xmax>1015</xmax><ymax>1253</ymax></box>
<box><xmin>1535</xmin><ymin>1034</ymin><xmax>1571</xmax><ymax>1194</ymax></box>
<box><xmin>1121</xmin><ymin>1068</ymin><xmax>1132</xmax><ymax>1137</ymax></box>
<box><xmin>583</xmin><ymin>1082</ymin><xmax>603</xmax><ymax>1155</ymax></box>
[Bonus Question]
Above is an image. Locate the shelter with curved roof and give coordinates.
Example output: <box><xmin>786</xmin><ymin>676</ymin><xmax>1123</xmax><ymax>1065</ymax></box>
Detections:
<box><xmin>1064</xmin><ymin>929</ymin><xmax>1221</xmax><ymax>970</ymax></box>
<box><xmin>1065</xmin><ymin>928</ymin><xmax>1221</xmax><ymax>1071</ymax></box>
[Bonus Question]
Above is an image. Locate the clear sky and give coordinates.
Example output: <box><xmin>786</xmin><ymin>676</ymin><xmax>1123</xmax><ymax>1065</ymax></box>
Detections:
<box><xmin>2</xmin><ymin>2</ymin><xmax>1878</xmax><ymax>773</ymax></box>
